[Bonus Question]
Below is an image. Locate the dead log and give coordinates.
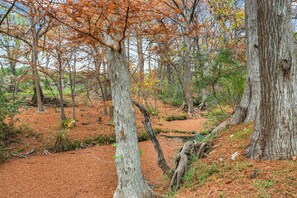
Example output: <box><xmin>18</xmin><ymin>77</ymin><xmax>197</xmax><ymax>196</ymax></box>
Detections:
<box><xmin>170</xmin><ymin>140</ymin><xmax>210</xmax><ymax>190</ymax></box>
<box><xmin>132</xmin><ymin>100</ymin><xmax>172</xmax><ymax>176</ymax></box>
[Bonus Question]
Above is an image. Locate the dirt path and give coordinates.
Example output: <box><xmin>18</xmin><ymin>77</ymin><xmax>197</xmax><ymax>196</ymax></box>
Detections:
<box><xmin>157</xmin><ymin>118</ymin><xmax>207</xmax><ymax>132</ymax></box>
<box><xmin>0</xmin><ymin>137</ymin><xmax>183</xmax><ymax>198</ymax></box>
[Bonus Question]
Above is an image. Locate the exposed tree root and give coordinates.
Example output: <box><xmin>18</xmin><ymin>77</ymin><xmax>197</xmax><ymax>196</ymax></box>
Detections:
<box><xmin>197</xmin><ymin>102</ymin><xmax>208</xmax><ymax>111</ymax></box>
<box><xmin>211</xmin><ymin>119</ymin><xmax>230</xmax><ymax>135</ymax></box>
<box><xmin>170</xmin><ymin>140</ymin><xmax>210</xmax><ymax>190</ymax></box>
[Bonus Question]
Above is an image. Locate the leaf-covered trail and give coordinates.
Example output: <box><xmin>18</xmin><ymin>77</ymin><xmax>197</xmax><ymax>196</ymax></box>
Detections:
<box><xmin>0</xmin><ymin>137</ymin><xmax>184</xmax><ymax>198</ymax></box>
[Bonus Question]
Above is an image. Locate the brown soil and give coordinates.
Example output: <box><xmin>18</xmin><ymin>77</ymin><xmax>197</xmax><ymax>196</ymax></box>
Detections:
<box><xmin>156</xmin><ymin>119</ymin><xmax>207</xmax><ymax>132</ymax></box>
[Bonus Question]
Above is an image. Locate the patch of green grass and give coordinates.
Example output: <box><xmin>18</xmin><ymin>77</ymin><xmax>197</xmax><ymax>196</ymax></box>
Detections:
<box><xmin>253</xmin><ymin>179</ymin><xmax>274</xmax><ymax>189</ymax></box>
<box><xmin>196</xmin><ymin>133</ymin><xmax>217</xmax><ymax>143</ymax></box>
<box><xmin>184</xmin><ymin>165</ymin><xmax>196</xmax><ymax>187</ymax></box>
<box><xmin>234</xmin><ymin>160</ymin><xmax>252</xmax><ymax>172</ymax></box>
<box><xmin>139</xmin><ymin>149</ymin><xmax>144</xmax><ymax>157</ymax></box>
<box><xmin>138</xmin><ymin>131</ymin><xmax>149</xmax><ymax>141</ymax></box>
<box><xmin>165</xmin><ymin>114</ymin><xmax>187</xmax><ymax>121</ymax></box>
<box><xmin>184</xmin><ymin>161</ymin><xmax>219</xmax><ymax>187</ymax></box>
<box><xmin>232</xmin><ymin>128</ymin><xmax>253</xmax><ymax>140</ymax></box>
<box><xmin>253</xmin><ymin>179</ymin><xmax>274</xmax><ymax>198</ymax></box>
<box><xmin>153</xmin><ymin>128</ymin><xmax>163</xmax><ymax>134</ymax></box>
<box><xmin>206</xmin><ymin>108</ymin><xmax>230</xmax><ymax>123</ymax></box>
<box><xmin>70</xmin><ymin>140</ymin><xmax>82</xmax><ymax>149</ymax></box>
<box><xmin>147</xmin><ymin>106</ymin><xmax>159</xmax><ymax>116</ymax></box>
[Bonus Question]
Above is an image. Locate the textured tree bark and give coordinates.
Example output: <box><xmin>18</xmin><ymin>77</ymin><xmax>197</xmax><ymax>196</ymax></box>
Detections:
<box><xmin>137</xmin><ymin>35</ymin><xmax>145</xmax><ymax>84</ymax></box>
<box><xmin>246</xmin><ymin>0</ymin><xmax>297</xmax><ymax>160</ymax></box>
<box><xmin>229</xmin><ymin>0</ymin><xmax>260</xmax><ymax>125</ymax></box>
<box><xmin>183</xmin><ymin>33</ymin><xmax>194</xmax><ymax>115</ymax></box>
<box><xmin>57</xmin><ymin>53</ymin><xmax>66</xmax><ymax>120</ymax></box>
<box><xmin>93</xmin><ymin>46</ymin><xmax>108</xmax><ymax>115</ymax></box>
<box><xmin>212</xmin><ymin>0</ymin><xmax>260</xmax><ymax>134</ymax></box>
<box><xmin>68</xmin><ymin>52</ymin><xmax>77</xmax><ymax>125</ymax></box>
<box><xmin>106</xmin><ymin>48</ymin><xmax>154</xmax><ymax>198</ymax></box>
<box><xmin>31</xmin><ymin>23</ymin><xmax>44</xmax><ymax>112</ymax></box>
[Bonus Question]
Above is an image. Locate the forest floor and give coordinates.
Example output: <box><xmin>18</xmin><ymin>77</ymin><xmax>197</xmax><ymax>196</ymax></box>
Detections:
<box><xmin>0</xmin><ymin>99</ymin><xmax>296</xmax><ymax>198</ymax></box>
<box><xmin>0</xmin><ymin>99</ymin><xmax>203</xmax><ymax>198</ymax></box>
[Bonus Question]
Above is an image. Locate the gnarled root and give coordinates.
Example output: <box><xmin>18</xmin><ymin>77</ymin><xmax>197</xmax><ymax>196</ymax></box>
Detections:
<box><xmin>170</xmin><ymin>140</ymin><xmax>211</xmax><ymax>190</ymax></box>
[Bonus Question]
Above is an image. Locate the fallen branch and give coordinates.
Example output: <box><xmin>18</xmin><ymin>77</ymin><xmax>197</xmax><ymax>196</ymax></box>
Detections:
<box><xmin>11</xmin><ymin>149</ymin><xmax>35</xmax><ymax>158</ymax></box>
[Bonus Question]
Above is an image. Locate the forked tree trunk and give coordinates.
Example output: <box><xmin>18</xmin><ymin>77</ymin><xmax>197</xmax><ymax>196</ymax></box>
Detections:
<box><xmin>106</xmin><ymin>48</ymin><xmax>153</xmax><ymax>198</ymax></box>
<box><xmin>246</xmin><ymin>0</ymin><xmax>297</xmax><ymax>160</ymax></box>
<box><xmin>211</xmin><ymin>0</ymin><xmax>260</xmax><ymax>134</ymax></box>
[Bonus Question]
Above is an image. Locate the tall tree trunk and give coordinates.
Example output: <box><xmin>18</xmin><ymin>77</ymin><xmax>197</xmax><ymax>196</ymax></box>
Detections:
<box><xmin>183</xmin><ymin>34</ymin><xmax>194</xmax><ymax>115</ymax></box>
<box><xmin>106</xmin><ymin>48</ymin><xmax>153</xmax><ymax>198</ymax></box>
<box><xmin>68</xmin><ymin>52</ymin><xmax>76</xmax><ymax>125</ymax></box>
<box><xmin>246</xmin><ymin>0</ymin><xmax>297</xmax><ymax>160</ymax></box>
<box><xmin>166</xmin><ymin>62</ymin><xmax>173</xmax><ymax>95</ymax></box>
<box><xmin>230</xmin><ymin>0</ymin><xmax>260</xmax><ymax>124</ymax></box>
<box><xmin>31</xmin><ymin>23</ymin><xmax>44</xmax><ymax>112</ymax></box>
<box><xmin>94</xmin><ymin>46</ymin><xmax>108</xmax><ymax>115</ymax></box>
<box><xmin>137</xmin><ymin>35</ymin><xmax>145</xmax><ymax>84</ymax></box>
<box><xmin>211</xmin><ymin>0</ymin><xmax>260</xmax><ymax>134</ymax></box>
<box><xmin>57</xmin><ymin>53</ymin><xmax>66</xmax><ymax>120</ymax></box>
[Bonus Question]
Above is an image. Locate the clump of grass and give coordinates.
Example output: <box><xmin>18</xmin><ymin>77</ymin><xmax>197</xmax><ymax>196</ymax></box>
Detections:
<box><xmin>0</xmin><ymin>124</ymin><xmax>19</xmax><ymax>143</ymax></box>
<box><xmin>18</xmin><ymin>124</ymin><xmax>41</xmax><ymax>139</ymax></box>
<box><xmin>165</xmin><ymin>114</ymin><xmax>187</xmax><ymax>121</ymax></box>
<box><xmin>51</xmin><ymin>130</ymin><xmax>71</xmax><ymax>152</ymax></box>
<box><xmin>70</xmin><ymin>140</ymin><xmax>82</xmax><ymax>149</ymax></box>
<box><xmin>154</xmin><ymin>128</ymin><xmax>163</xmax><ymax>134</ymax></box>
<box><xmin>91</xmin><ymin>136</ymin><xmax>116</xmax><ymax>145</ymax></box>
<box><xmin>0</xmin><ymin>144</ymin><xmax>7</xmax><ymax>163</ymax></box>
<box><xmin>138</xmin><ymin>131</ymin><xmax>149</xmax><ymax>141</ymax></box>
<box><xmin>147</xmin><ymin>106</ymin><xmax>159</xmax><ymax>116</ymax></box>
